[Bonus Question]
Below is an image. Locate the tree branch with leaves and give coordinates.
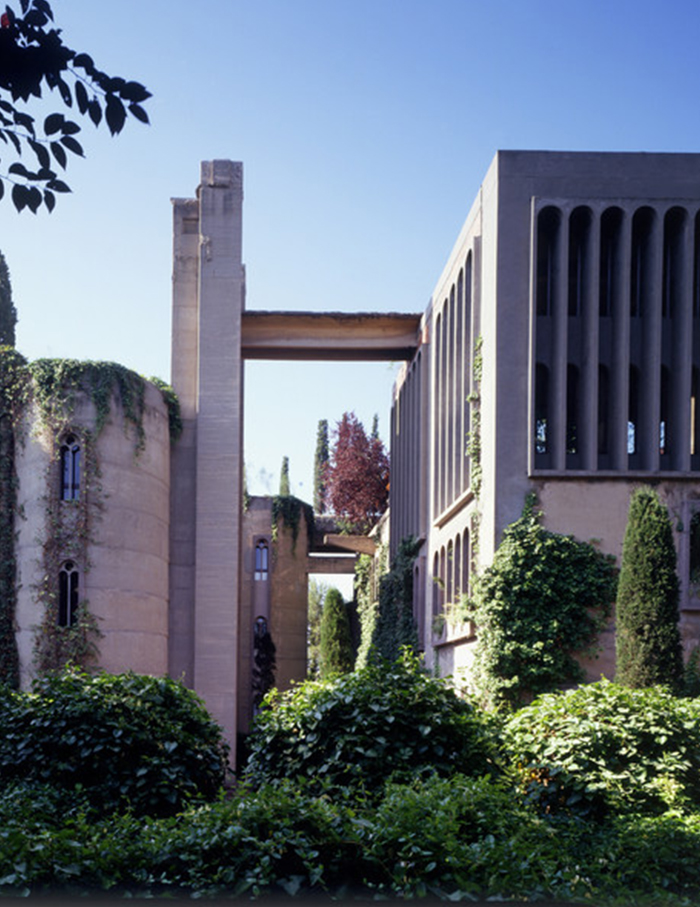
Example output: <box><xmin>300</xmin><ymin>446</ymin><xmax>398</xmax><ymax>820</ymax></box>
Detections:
<box><xmin>0</xmin><ymin>0</ymin><xmax>150</xmax><ymax>212</ymax></box>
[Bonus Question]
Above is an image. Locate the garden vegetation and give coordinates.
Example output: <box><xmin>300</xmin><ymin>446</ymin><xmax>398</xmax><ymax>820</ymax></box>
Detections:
<box><xmin>1</xmin><ymin>656</ymin><xmax>700</xmax><ymax>902</ymax></box>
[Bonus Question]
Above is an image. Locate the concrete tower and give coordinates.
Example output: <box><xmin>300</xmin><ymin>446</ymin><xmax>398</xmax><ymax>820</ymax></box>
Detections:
<box><xmin>170</xmin><ymin>161</ymin><xmax>245</xmax><ymax>747</ymax></box>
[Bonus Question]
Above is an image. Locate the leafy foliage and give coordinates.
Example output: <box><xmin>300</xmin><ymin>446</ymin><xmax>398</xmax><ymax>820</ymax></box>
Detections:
<box><xmin>319</xmin><ymin>587</ymin><xmax>354</xmax><ymax>678</ymax></box>
<box><xmin>357</xmin><ymin>535</ymin><xmax>419</xmax><ymax>666</ymax></box>
<box><xmin>0</xmin><ymin>251</ymin><xmax>16</xmax><ymax>346</ymax></box>
<box><xmin>0</xmin><ymin>0</ymin><xmax>151</xmax><ymax>212</ymax></box>
<box><xmin>245</xmin><ymin>650</ymin><xmax>499</xmax><ymax>797</ymax></box>
<box><xmin>467</xmin><ymin>495</ymin><xmax>617</xmax><ymax>708</ymax></box>
<box><xmin>0</xmin><ymin>668</ymin><xmax>229</xmax><ymax>818</ymax></box>
<box><xmin>504</xmin><ymin>680</ymin><xmax>700</xmax><ymax>818</ymax></box>
<box><xmin>313</xmin><ymin>418</ymin><xmax>328</xmax><ymax>513</ymax></box>
<box><xmin>252</xmin><ymin>623</ymin><xmax>276</xmax><ymax>709</ymax></box>
<box><xmin>325</xmin><ymin>411</ymin><xmax>389</xmax><ymax>533</ymax></box>
<box><xmin>0</xmin><ymin>346</ymin><xmax>25</xmax><ymax>687</ymax></box>
<box><xmin>615</xmin><ymin>487</ymin><xmax>684</xmax><ymax>690</ymax></box>
<box><xmin>271</xmin><ymin>494</ymin><xmax>313</xmax><ymax>552</ymax></box>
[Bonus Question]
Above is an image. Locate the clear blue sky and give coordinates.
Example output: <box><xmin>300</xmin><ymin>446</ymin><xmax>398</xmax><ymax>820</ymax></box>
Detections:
<box><xmin>2</xmin><ymin>0</ymin><xmax>699</xmax><ymax>499</ymax></box>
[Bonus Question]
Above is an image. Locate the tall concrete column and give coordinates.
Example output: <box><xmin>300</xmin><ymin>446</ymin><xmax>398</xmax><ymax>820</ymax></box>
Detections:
<box><xmin>194</xmin><ymin>160</ymin><xmax>245</xmax><ymax>754</ymax></box>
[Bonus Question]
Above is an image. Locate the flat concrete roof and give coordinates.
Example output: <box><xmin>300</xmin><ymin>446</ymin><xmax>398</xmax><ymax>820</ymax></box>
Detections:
<box><xmin>241</xmin><ymin>311</ymin><xmax>422</xmax><ymax>361</ymax></box>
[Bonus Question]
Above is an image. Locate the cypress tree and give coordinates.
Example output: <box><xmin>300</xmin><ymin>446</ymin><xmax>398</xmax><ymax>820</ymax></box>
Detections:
<box><xmin>252</xmin><ymin>619</ymin><xmax>277</xmax><ymax>708</ymax></box>
<box><xmin>319</xmin><ymin>587</ymin><xmax>354</xmax><ymax>678</ymax></box>
<box><xmin>313</xmin><ymin>419</ymin><xmax>329</xmax><ymax>514</ymax></box>
<box><xmin>0</xmin><ymin>251</ymin><xmax>17</xmax><ymax>347</ymax></box>
<box><xmin>279</xmin><ymin>456</ymin><xmax>290</xmax><ymax>496</ymax></box>
<box><xmin>615</xmin><ymin>487</ymin><xmax>684</xmax><ymax>689</ymax></box>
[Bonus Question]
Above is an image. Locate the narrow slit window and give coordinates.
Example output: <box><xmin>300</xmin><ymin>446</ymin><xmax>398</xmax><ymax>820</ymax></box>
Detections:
<box><xmin>58</xmin><ymin>561</ymin><xmax>79</xmax><ymax>628</ymax></box>
<box><xmin>60</xmin><ymin>435</ymin><xmax>81</xmax><ymax>501</ymax></box>
<box><xmin>254</xmin><ymin>540</ymin><xmax>269</xmax><ymax>581</ymax></box>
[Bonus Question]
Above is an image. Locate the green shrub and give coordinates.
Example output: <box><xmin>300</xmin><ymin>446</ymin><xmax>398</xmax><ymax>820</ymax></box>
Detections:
<box><xmin>467</xmin><ymin>495</ymin><xmax>617</xmax><ymax>708</ymax></box>
<box><xmin>0</xmin><ymin>668</ymin><xmax>229</xmax><ymax>817</ymax></box>
<box><xmin>245</xmin><ymin>650</ymin><xmax>499</xmax><ymax>796</ymax></box>
<box><xmin>504</xmin><ymin>680</ymin><xmax>700</xmax><ymax>818</ymax></box>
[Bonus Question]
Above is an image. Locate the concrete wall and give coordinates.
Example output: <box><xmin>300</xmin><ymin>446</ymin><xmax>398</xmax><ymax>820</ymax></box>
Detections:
<box><xmin>15</xmin><ymin>380</ymin><xmax>171</xmax><ymax>686</ymax></box>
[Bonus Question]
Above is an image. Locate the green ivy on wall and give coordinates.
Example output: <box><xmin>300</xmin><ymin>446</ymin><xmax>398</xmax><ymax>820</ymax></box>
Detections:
<box><xmin>465</xmin><ymin>494</ymin><xmax>617</xmax><ymax>709</ymax></box>
<box><xmin>271</xmin><ymin>495</ymin><xmax>314</xmax><ymax>554</ymax></box>
<box><xmin>0</xmin><ymin>353</ymin><xmax>182</xmax><ymax>676</ymax></box>
<box><xmin>0</xmin><ymin>346</ymin><xmax>29</xmax><ymax>687</ymax></box>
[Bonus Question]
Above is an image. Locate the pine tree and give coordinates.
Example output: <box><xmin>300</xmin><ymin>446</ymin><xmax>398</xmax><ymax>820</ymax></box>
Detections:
<box><xmin>279</xmin><ymin>456</ymin><xmax>290</xmax><ymax>496</ymax></box>
<box><xmin>313</xmin><ymin>419</ymin><xmax>329</xmax><ymax>514</ymax></box>
<box><xmin>319</xmin><ymin>587</ymin><xmax>354</xmax><ymax>678</ymax></box>
<box><xmin>615</xmin><ymin>487</ymin><xmax>684</xmax><ymax>690</ymax></box>
<box><xmin>0</xmin><ymin>251</ymin><xmax>16</xmax><ymax>347</ymax></box>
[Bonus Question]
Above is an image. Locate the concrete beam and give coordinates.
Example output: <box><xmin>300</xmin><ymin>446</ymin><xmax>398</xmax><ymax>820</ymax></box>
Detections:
<box><xmin>308</xmin><ymin>555</ymin><xmax>357</xmax><ymax>575</ymax></box>
<box><xmin>324</xmin><ymin>534</ymin><xmax>376</xmax><ymax>555</ymax></box>
<box><xmin>241</xmin><ymin>311</ymin><xmax>422</xmax><ymax>361</ymax></box>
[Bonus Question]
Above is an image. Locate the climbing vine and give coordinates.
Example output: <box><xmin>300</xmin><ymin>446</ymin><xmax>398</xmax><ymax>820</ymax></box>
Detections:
<box><xmin>466</xmin><ymin>335</ymin><xmax>483</xmax><ymax>569</ymax></box>
<box><xmin>0</xmin><ymin>346</ymin><xmax>29</xmax><ymax>686</ymax></box>
<box><xmin>271</xmin><ymin>495</ymin><xmax>314</xmax><ymax>554</ymax></box>
<box><xmin>0</xmin><ymin>353</ymin><xmax>181</xmax><ymax>675</ymax></box>
<box><xmin>355</xmin><ymin>538</ymin><xmax>419</xmax><ymax>668</ymax></box>
<box><xmin>464</xmin><ymin>494</ymin><xmax>617</xmax><ymax>710</ymax></box>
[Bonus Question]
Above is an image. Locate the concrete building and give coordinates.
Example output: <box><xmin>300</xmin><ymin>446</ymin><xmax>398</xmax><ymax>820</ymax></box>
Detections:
<box><xmin>11</xmin><ymin>151</ymin><xmax>700</xmax><ymax>764</ymax></box>
<box><xmin>391</xmin><ymin>150</ymin><xmax>700</xmax><ymax>680</ymax></box>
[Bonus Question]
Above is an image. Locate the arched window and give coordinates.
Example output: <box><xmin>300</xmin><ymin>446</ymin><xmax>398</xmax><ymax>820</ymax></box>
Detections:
<box><xmin>446</xmin><ymin>540</ymin><xmax>454</xmax><ymax>604</ymax></box>
<box><xmin>60</xmin><ymin>435</ymin><xmax>81</xmax><ymax>501</ymax></box>
<box><xmin>254</xmin><ymin>540</ymin><xmax>269</xmax><ymax>581</ymax></box>
<box><xmin>599</xmin><ymin>207</ymin><xmax>623</xmax><ymax>317</ymax></box>
<box><xmin>536</xmin><ymin>207</ymin><xmax>561</xmax><ymax>317</ymax></box>
<box><xmin>598</xmin><ymin>364</ymin><xmax>611</xmax><ymax>459</ymax></box>
<box><xmin>628</xmin><ymin>365</ymin><xmax>640</xmax><ymax>459</ymax></box>
<box><xmin>660</xmin><ymin>365</ymin><xmax>671</xmax><ymax>457</ymax></box>
<box><xmin>631</xmin><ymin>207</ymin><xmax>654</xmax><ymax>317</ymax></box>
<box><xmin>568</xmin><ymin>207</ymin><xmax>591</xmax><ymax>317</ymax></box>
<box><xmin>58</xmin><ymin>561</ymin><xmax>79</xmax><ymax>627</ymax></box>
<box><xmin>432</xmin><ymin>552</ymin><xmax>440</xmax><ymax>619</ymax></box>
<box><xmin>454</xmin><ymin>534</ymin><xmax>462</xmax><ymax>600</ymax></box>
<box><xmin>535</xmin><ymin>363</ymin><xmax>550</xmax><ymax>459</ymax></box>
<box><xmin>566</xmin><ymin>364</ymin><xmax>580</xmax><ymax>457</ymax></box>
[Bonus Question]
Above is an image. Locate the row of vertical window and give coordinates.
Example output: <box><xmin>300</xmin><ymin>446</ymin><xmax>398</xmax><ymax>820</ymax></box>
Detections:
<box><xmin>534</xmin><ymin>203</ymin><xmax>700</xmax><ymax>472</ymax></box>
<box><xmin>433</xmin><ymin>252</ymin><xmax>472</xmax><ymax>517</ymax></box>
<box><xmin>536</xmin><ymin>205</ymin><xmax>700</xmax><ymax>320</ymax></box>
<box><xmin>432</xmin><ymin>528</ymin><xmax>471</xmax><ymax>625</ymax></box>
<box><xmin>390</xmin><ymin>351</ymin><xmax>423</xmax><ymax>554</ymax></box>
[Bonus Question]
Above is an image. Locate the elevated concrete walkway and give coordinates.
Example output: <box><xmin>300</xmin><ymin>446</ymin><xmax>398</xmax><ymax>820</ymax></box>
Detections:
<box><xmin>241</xmin><ymin>311</ymin><xmax>421</xmax><ymax>361</ymax></box>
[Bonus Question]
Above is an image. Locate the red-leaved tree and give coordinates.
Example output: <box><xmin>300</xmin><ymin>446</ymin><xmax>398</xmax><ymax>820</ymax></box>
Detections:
<box><xmin>325</xmin><ymin>412</ymin><xmax>389</xmax><ymax>534</ymax></box>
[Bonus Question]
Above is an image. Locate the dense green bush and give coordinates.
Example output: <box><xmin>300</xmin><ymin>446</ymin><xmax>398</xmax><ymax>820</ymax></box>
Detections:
<box><xmin>245</xmin><ymin>650</ymin><xmax>499</xmax><ymax>795</ymax></box>
<box><xmin>0</xmin><ymin>668</ymin><xmax>229</xmax><ymax>817</ymax></box>
<box><xmin>504</xmin><ymin>679</ymin><xmax>700</xmax><ymax>818</ymax></box>
<box><xmin>1</xmin><ymin>766</ymin><xmax>700</xmax><ymax>901</ymax></box>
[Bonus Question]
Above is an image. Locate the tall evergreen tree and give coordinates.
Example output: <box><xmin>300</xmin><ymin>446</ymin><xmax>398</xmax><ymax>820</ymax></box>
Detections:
<box><xmin>307</xmin><ymin>578</ymin><xmax>328</xmax><ymax>679</ymax></box>
<box><xmin>0</xmin><ymin>251</ymin><xmax>16</xmax><ymax>347</ymax></box>
<box><xmin>313</xmin><ymin>419</ymin><xmax>329</xmax><ymax>514</ymax></box>
<box><xmin>319</xmin><ymin>587</ymin><xmax>354</xmax><ymax>678</ymax></box>
<box><xmin>615</xmin><ymin>487</ymin><xmax>684</xmax><ymax>689</ymax></box>
<box><xmin>252</xmin><ymin>618</ymin><xmax>277</xmax><ymax>709</ymax></box>
<box><xmin>279</xmin><ymin>456</ymin><xmax>290</xmax><ymax>496</ymax></box>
